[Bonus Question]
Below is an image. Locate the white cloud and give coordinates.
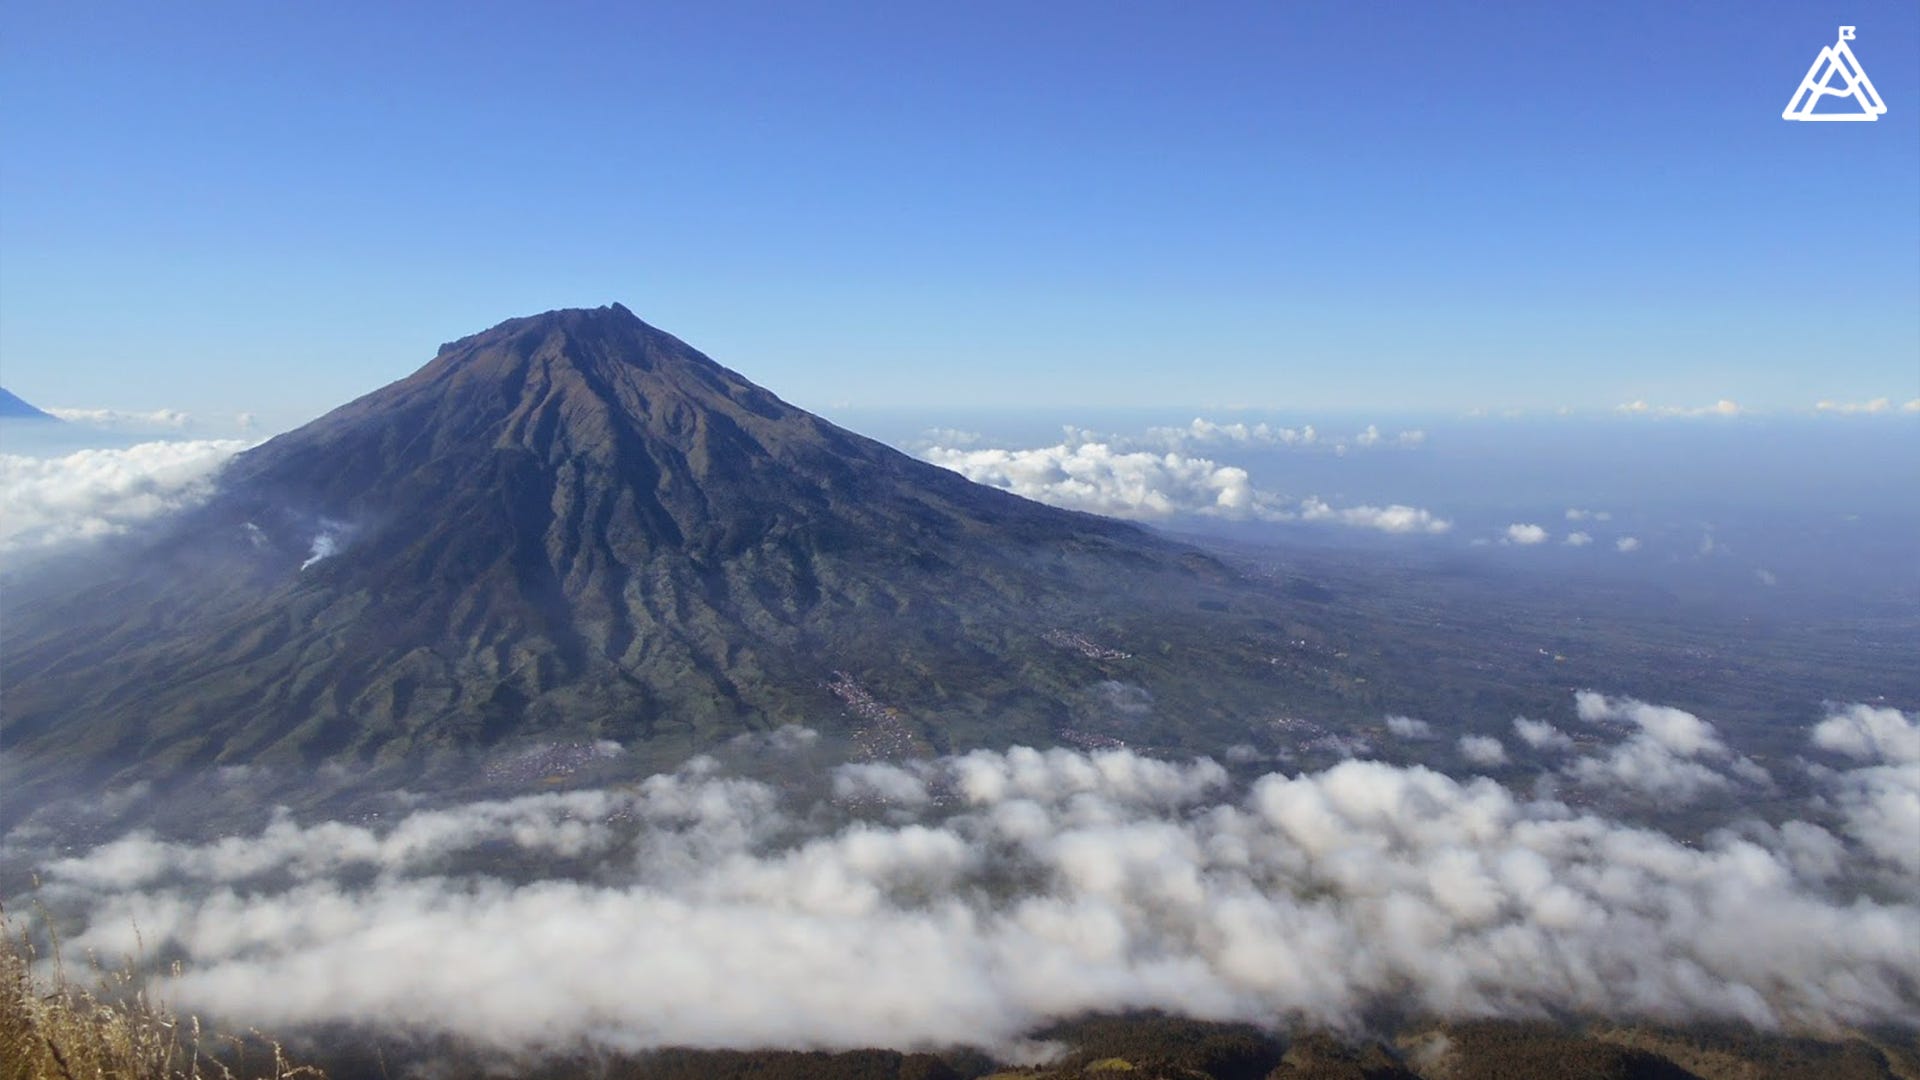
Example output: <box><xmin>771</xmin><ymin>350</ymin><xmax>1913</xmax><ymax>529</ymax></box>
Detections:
<box><xmin>32</xmin><ymin>709</ymin><xmax>1920</xmax><ymax>1056</ymax></box>
<box><xmin>1616</xmin><ymin>399</ymin><xmax>1742</xmax><ymax>418</ymax></box>
<box><xmin>1813</xmin><ymin>703</ymin><xmax>1920</xmax><ymax>765</ymax></box>
<box><xmin>1576</xmin><ymin>692</ymin><xmax>1720</xmax><ymax>757</ymax></box>
<box><xmin>1566</xmin><ymin>693</ymin><xmax>1770</xmax><ymax>803</ymax></box>
<box><xmin>924</xmin><ymin>439</ymin><xmax>1449</xmax><ymax>533</ymax></box>
<box><xmin>924</xmin><ymin>440</ymin><xmax>1284</xmax><ymax>521</ymax></box>
<box><xmin>1135</xmin><ymin>419</ymin><xmax>1426</xmax><ymax>455</ymax></box>
<box><xmin>1615</xmin><ymin>537</ymin><xmax>1641</xmax><ymax>553</ymax></box>
<box><xmin>1808</xmin><ymin>706</ymin><xmax>1920</xmax><ymax>878</ymax></box>
<box><xmin>1565</xmin><ymin>509</ymin><xmax>1611</xmax><ymax>522</ymax></box>
<box><xmin>1815</xmin><ymin>398</ymin><xmax>1892</xmax><ymax>415</ymax></box>
<box><xmin>1457</xmin><ymin>734</ymin><xmax>1509</xmax><ymax>767</ymax></box>
<box><xmin>44</xmin><ymin>407</ymin><xmax>195</xmax><ymax>430</ymax></box>
<box><xmin>1385</xmin><ymin>715</ymin><xmax>1434</xmax><ymax>740</ymax></box>
<box><xmin>1297</xmin><ymin>497</ymin><xmax>1451</xmax><ymax>535</ymax></box>
<box><xmin>1504</xmin><ymin>523</ymin><xmax>1549</xmax><ymax>545</ymax></box>
<box><xmin>1128</xmin><ymin>411</ymin><xmax>1313</xmax><ymax>445</ymax></box>
<box><xmin>1564</xmin><ymin>532</ymin><xmax>1592</xmax><ymax>547</ymax></box>
<box><xmin>1143</xmin><ymin>418</ymin><xmax>1319</xmax><ymax>450</ymax></box>
<box><xmin>1513</xmin><ymin>717</ymin><xmax>1574</xmax><ymax>752</ymax></box>
<box><xmin>0</xmin><ymin>439</ymin><xmax>250</xmax><ymax>557</ymax></box>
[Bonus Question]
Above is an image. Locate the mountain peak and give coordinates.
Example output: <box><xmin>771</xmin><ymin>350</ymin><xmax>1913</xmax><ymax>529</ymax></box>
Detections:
<box><xmin>433</xmin><ymin>303</ymin><xmax>690</xmax><ymax>371</ymax></box>
<box><xmin>448</xmin><ymin>301</ymin><xmax>641</xmax><ymax>341</ymax></box>
<box><xmin>0</xmin><ymin>387</ymin><xmax>58</xmax><ymax>421</ymax></box>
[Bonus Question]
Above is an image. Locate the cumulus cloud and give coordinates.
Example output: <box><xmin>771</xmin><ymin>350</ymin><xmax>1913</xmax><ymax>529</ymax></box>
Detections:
<box><xmin>1566</xmin><ymin>693</ymin><xmax>1770</xmax><ymax>803</ymax></box>
<box><xmin>28</xmin><ymin>712</ymin><xmax>1920</xmax><ymax>1057</ymax></box>
<box><xmin>1385</xmin><ymin>715</ymin><xmax>1434</xmax><ymax>740</ymax></box>
<box><xmin>1565</xmin><ymin>509</ymin><xmax>1611</xmax><ymax>522</ymax></box>
<box><xmin>1504</xmin><ymin>524</ymin><xmax>1549</xmax><ymax>545</ymax></box>
<box><xmin>44</xmin><ymin>407</ymin><xmax>195</xmax><ymax>430</ymax></box>
<box><xmin>1456</xmin><ymin>734</ymin><xmax>1508</xmax><ymax>767</ymax></box>
<box><xmin>1297</xmin><ymin>497</ymin><xmax>1451</xmax><ymax>535</ymax></box>
<box><xmin>1616</xmin><ymin>537</ymin><xmax>1641</xmax><ymax>553</ymax></box>
<box><xmin>924</xmin><ymin>440</ymin><xmax>1284</xmax><ymax>521</ymax></box>
<box><xmin>1150</xmin><ymin>418</ymin><xmax>1318</xmax><ymax>449</ymax></box>
<box><xmin>1616</xmin><ymin>399</ymin><xmax>1742</xmax><ymax>418</ymax></box>
<box><xmin>1813</xmin><ymin>704</ymin><xmax>1920</xmax><ymax>764</ymax></box>
<box><xmin>1564</xmin><ymin>532</ymin><xmax>1592</xmax><ymax>547</ymax></box>
<box><xmin>1808</xmin><ymin>705</ymin><xmax>1920</xmax><ymax>878</ymax></box>
<box><xmin>0</xmin><ymin>439</ymin><xmax>250</xmax><ymax>556</ymax></box>
<box><xmin>1513</xmin><ymin>718</ymin><xmax>1574</xmax><ymax>752</ymax></box>
<box><xmin>924</xmin><ymin>438</ymin><xmax>1449</xmax><ymax>533</ymax></box>
<box><xmin>1145</xmin><ymin>418</ymin><xmax>1331</xmax><ymax>451</ymax></box>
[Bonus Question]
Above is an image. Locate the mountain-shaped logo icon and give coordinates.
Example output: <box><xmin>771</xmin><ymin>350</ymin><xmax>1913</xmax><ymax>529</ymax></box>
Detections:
<box><xmin>1783</xmin><ymin>26</ymin><xmax>1887</xmax><ymax>121</ymax></box>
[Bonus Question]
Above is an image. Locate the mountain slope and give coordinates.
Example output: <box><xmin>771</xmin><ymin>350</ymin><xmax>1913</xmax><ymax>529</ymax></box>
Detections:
<box><xmin>2</xmin><ymin>305</ymin><xmax>1270</xmax><ymax>784</ymax></box>
<box><xmin>0</xmin><ymin>388</ymin><xmax>58</xmax><ymax>421</ymax></box>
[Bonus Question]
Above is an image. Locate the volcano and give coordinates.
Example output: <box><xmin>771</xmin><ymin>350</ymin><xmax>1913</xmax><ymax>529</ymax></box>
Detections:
<box><xmin>3</xmin><ymin>305</ymin><xmax>1296</xmax><ymax>792</ymax></box>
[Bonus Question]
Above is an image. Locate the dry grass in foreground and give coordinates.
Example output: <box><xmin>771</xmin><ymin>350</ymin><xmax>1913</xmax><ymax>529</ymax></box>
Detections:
<box><xmin>1</xmin><ymin>910</ymin><xmax>323</xmax><ymax>1080</ymax></box>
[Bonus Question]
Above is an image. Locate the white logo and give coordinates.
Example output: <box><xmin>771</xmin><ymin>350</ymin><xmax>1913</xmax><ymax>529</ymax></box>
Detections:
<box><xmin>1784</xmin><ymin>26</ymin><xmax>1887</xmax><ymax>121</ymax></box>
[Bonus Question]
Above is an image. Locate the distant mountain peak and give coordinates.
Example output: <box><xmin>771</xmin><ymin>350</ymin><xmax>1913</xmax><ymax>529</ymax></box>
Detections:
<box><xmin>0</xmin><ymin>387</ymin><xmax>59</xmax><ymax>421</ymax></box>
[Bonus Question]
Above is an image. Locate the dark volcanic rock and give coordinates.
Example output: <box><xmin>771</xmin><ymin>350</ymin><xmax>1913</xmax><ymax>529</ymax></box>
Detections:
<box><xmin>2</xmin><ymin>305</ymin><xmax>1259</xmax><ymax>796</ymax></box>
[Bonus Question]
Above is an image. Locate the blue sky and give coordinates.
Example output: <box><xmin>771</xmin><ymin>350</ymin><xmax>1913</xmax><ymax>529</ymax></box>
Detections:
<box><xmin>2</xmin><ymin>1</ymin><xmax>1916</xmax><ymax>426</ymax></box>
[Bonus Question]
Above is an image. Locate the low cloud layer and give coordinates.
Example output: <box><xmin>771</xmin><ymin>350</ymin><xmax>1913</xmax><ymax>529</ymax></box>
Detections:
<box><xmin>1616</xmin><ymin>399</ymin><xmax>1743</xmax><ymax>418</ymax></box>
<box><xmin>1814</xmin><ymin>398</ymin><xmax>1920</xmax><ymax>415</ymax></box>
<box><xmin>25</xmin><ymin>700</ymin><xmax>1919</xmax><ymax>1057</ymax></box>
<box><xmin>1141</xmin><ymin>418</ymin><xmax>1428</xmax><ymax>454</ymax></box>
<box><xmin>924</xmin><ymin>440</ymin><xmax>1282</xmax><ymax>522</ymax></box>
<box><xmin>44</xmin><ymin>407</ymin><xmax>196</xmax><ymax>431</ymax></box>
<box><xmin>0</xmin><ymin>439</ymin><xmax>250</xmax><ymax>556</ymax></box>
<box><xmin>923</xmin><ymin>438</ymin><xmax>1449</xmax><ymax>533</ymax></box>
